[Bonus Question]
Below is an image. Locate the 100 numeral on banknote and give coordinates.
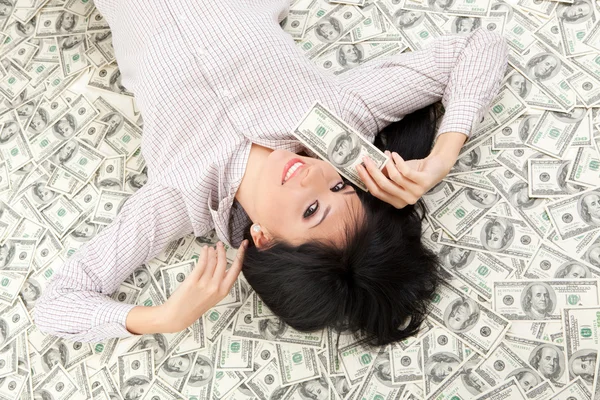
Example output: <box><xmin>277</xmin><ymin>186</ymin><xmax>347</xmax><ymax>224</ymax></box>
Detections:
<box><xmin>291</xmin><ymin>101</ymin><xmax>388</xmax><ymax>191</ymax></box>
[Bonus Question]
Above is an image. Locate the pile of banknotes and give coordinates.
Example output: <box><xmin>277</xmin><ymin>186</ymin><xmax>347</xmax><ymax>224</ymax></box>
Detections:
<box><xmin>0</xmin><ymin>0</ymin><xmax>600</xmax><ymax>398</ymax></box>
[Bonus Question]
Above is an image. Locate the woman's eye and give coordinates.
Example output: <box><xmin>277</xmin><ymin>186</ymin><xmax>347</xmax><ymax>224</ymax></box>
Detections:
<box><xmin>331</xmin><ymin>181</ymin><xmax>346</xmax><ymax>192</ymax></box>
<box><xmin>304</xmin><ymin>201</ymin><xmax>319</xmax><ymax>218</ymax></box>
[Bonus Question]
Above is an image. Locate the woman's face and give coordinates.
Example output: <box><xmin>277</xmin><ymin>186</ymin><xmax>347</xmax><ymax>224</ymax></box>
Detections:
<box><xmin>251</xmin><ymin>149</ymin><xmax>363</xmax><ymax>247</ymax></box>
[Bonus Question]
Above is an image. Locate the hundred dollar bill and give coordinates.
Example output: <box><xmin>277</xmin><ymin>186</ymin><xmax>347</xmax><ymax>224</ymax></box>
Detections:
<box><xmin>486</xmin><ymin>168</ymin><xmax>552</xmax><ymax>239</ymax></box>
<box><xmin>157</xmin><ymin>352</ymin><xmax>197</xmax><ymax>393</ymax></box>
<box><xmin>556</xmin><ymin>0</ymin><xmax>596</xmax><ymax>57</ymax></box>
<box><xmin>32</xmin><ymin>365</ymin><xmax>78</xmax><ymax>400</ymax></box>
<box><xmin>402</xmin><ymin>0</ymin><xmax>491</xmax><ymax>17</ymax></box>
<box><xmin>507</xmin><ymin>39</ymin><xmax>577</xmax><ymax>111</ymax></box>
<box><xmin>30</xmin><ymin>95</ymin><xmax>99</xmax><ymax>163</ymax></box>
<box><xmin>438</xmin><ymin>215</ymin><xmax>540</xmax><ymax>260</ymax></box>
<box><xmin>297</xmin><ymin>5</ymin><xmax>365</xmax><ymax>59</ymax></box>
<box><xmin>0</xmin><ymin>365</ymin><xmax>28</xmax><ymax>400</ymax></box>
<box><xmin>143</xmin><ymin>377</ymin><xmax>185</xmax><ymax>400</ymax></box>
<box><xmin>314</xmin><ymin>42</ymin><xmax>400</xmax><ymax>76</ymax></box>
<box><xmin>204</xmin><ymin>303</ymin><xmax>240</xmax><ymax>344</ymax></box>
<box><xmin>472</xmin><ymin>342</ymin><xmax>544</xmax><ymax>390</ymax></box>
<box><xmin>40</xmin><ymin>338</ymin><xmax>92</xmax><ymax>372</ymax></box>
<box><xmin>351</xmin><ymin>4</ymin><xmax>386</xmax><ymax>42</ymax></box>
<box><xmin>89</xmin><ymin>366</ymin><xmax>122</xmax><ymax>400</ymax></box>
<box><xmin>524</xmin><ymin>109</ymin><xmax>586</xmax><ymax>159</ymax></box>
<box><xmin>374</xmin><ymin>1</ymin><xmax>444</xmax><ymax>50</ymax></box>
<box><xmin>0</xmin><ymin>118</ymin><xmax>34</xmax><ymax>172</ymax></box>
<box><xmin>390</xmin><ymin>341</ymin><xmax>422</xmax><ymax>384</ymax></box>
<box><xmin>0</xmin><ymin>238</ymin><xmax>37</xmax><ymax>272</ymax></box>
<box><xmin>566</xmin><ymin>146</ymin><xmax>600</xmax><ymax>187</ymax></box>
<box><xmin>87</xmin><ymin>63</ymin><xmax>134</xmax><ymax>98</ymax></box>
<box><xmin>232</xmin><ymin>295</ymin><xmax>323</xmax><ymax>348</ymax></box>
<box><xmin>421</xmin><ymin>326</ymin><xmax>469</xmax><ymax>396</ymax></box>
<box><xmin>353</xmin><ymin>350</ymin><xmax>405</xmax><ymax>400</ymax></box>
<box><xmin>291</xmin><ymin>101</ymin><xmax>388</xmax><ymax>191</ymax></box>
<box><xmin>503</xmin><ymin>70</ymin><xmax>563</xmax><ymax>113</ymax></box>
<box><xmin>493</xmin><ymin>113</ymin><xmax>538</xmax><ymax>150</ymax></box>
<box><xmin>0</xmin><ymin>271</ymin><xmax>26</xmax><ymax>306</ymax></box>
<box><xmin>493</xmin><ymin>279</ymin><xmax>600</xmax><ymax>321</ymax></box>
<box><xmin>528</xmin><ymin>158</ymin><xmax>578</xmax><ymax>198</ymax></box>
<box><xmin>57</xmin><ymin>34</ymin><xmax>88</xmax><ymax>77</ymax></box>
<box><xmin>474</xmin><ymin>376</ymin><xmax>527</xmax><ymax>400</ymax></box>
<box><xmin>25</xmin><ymin>95</ymin><xmax>70</xmax><ymax>142</ymax></box>
<box><xmin>337</xmin><ymin>335</ymin><xmax>377</xmax><ymax>385</ymax></box>
<box><xmin>280</xmin><ymin>9</ymin><xmax>310</xmax><ymax>40</ymax></box>
<box><xmin>94</xmin><ymin>97</ymin><xmax>142</xmax><ymax>158</ymax></box>
<box><xmin>40</xmin><ymin>195</ymin><xmax>83</xmax><ymax>237</ymax></box>
<box><xmin>246</xmin><ymin>358</ymin><xmax>291</xmax><ymax>400</ymax></box>
<box><xmin>444</xmin><ymin>172</ymin><xmax>496</xmax><ymax>194</ymax></box>
<box><xmin>212</xmin><ymin>369</ymin><xmax>247</xmax><ymax>400</ymax></box>
<box><xmin>422</xmin><ymin>352</ymin><xmax>490</xmax><ymax>400</ymax></box>
<box><xmin>179</xmin><ymin>346</ymin><xmax>216</xmax><ymax>400</ymax></box>
<box><xmin>117</xmin><ymin>349</ymin><xmax>154</xmax><ymax>398</ymax></box>
<box><xmin>439</xmin><ymin>12</ymin><xmax>506</xmax><ymax>36</ymax></box>
<box><xmin>427</xmin><ymin>282</ymin><xmax>510</xmax><ymax>355</ymax></box>
<box><xmin>524</xmin><ymin>381</ymin><xmax>556</xmax><ymax>400</ymax></box>
<box><xmin>276</xmin><ymin>343</ymin><xmax>320</xmax><ymax>386</ymax></box>
<box><xmin>48</xmin><ymin>138</ymin><xmax>105</xmax><ymax>184</ymax></box>
<box><xmin>253</xmin><ymin>292</ymin><xmax>276</xmax><ymax>319</ymax></box>
<box><xmin>91</xmin><ymin>189</ymin><xmax>131</xmax><ymax>225</ymax></box>
<box><xmin>493</xmin><ymin>1</ymin><xmax>541</xmax><ymax>54</ymax></box>
<box><xmin>217</xmin><ymin>334</ymin><xmax>253</xmax><ymax>371</ymax></box>
<box><xmin>64</xmin><ymin>0</ymin><xmax>96</xmax><ymax>17</ymax></box>
<box><xmin>561</xmin><ymin>307</ymin><xmax>599</xmax><ymax>389</ymax></box>
<box><xmin>524</xmin><ymin>243</ymin><xmax>600</xmax><ymax>280</ymax></box>
<box><xmin>567</xmin><ymin>72</ymin><xmax>600</xmax><ymax>107</ymax></box>
<box><xmin>448</xmin><ymin>138</ymin><xmax>501</xmax><ymax>176</ymax></box>
<box><xmin>504</xmin><ymin>334</ymin><xmax>568</xmax><ymax>390</ymax></box>
<box><xmin>438</xmin><ymin>246</ymin><xmax>514</xmax><ymax>301</ymax></box>
<box><xmin>0</xmin><ymin>60</ymin><xmax>31</xmax><ymax>102</ymax></box>
<box><xmin>0</xmin><ymin>338</ymin><xmax>17</xmax><ymax>378</ymax></box>
<box><xmin>545</xmin><ymin>187</ymin><xmax>600</xmax><ymax>240</ymax></box>
<box><xmin>34</xmin><ymin>9</ymin><xmax>87</xmax><ymax>38</ymax></box>
<box><xmin>431</xmin><ymin>187</ymin><xmax>501</xmax><ymax>241</ymax></box>
<box><xmin>551</xmin><ymin>377</ymin><xmax>592</xmax><ymax>399</ymax></box>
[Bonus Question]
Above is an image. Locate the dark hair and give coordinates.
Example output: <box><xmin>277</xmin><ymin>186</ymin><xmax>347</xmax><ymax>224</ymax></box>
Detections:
<box><xmin>242</xmin><ymin>103</ymin><xmax>447</xmax><ymax>347</ymax></box>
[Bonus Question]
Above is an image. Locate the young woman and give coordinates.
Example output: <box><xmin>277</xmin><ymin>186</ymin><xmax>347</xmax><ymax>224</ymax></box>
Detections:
<box><xmin>33</xmin><ymin>0</ymin><xmax>508</xmax><ymax>346</ymax></box>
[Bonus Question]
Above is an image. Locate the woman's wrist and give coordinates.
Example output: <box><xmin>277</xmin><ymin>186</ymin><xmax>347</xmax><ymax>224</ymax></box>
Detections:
<box><xmin>429</xmin><ymin>131</ymin><xmax>469</xmax><ymax>172</ymax></box>
<box><xmin>125</xmin><ymin>304</ymin><xmax>173</xmax><ymax>335</ymax></box>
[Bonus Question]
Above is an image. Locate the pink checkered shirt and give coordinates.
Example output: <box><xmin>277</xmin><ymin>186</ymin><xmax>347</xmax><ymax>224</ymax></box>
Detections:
<box><xmin>33</xmin><ymin>0</ymin><xmax>509</xmax><ymax>342</ymax></box>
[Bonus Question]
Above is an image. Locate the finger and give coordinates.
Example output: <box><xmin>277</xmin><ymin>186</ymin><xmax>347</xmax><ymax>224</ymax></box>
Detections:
<box><xmin>222</xmin><ymin>240</ymin><xmax>247</xmax><ymax>290</ymax></box>
<box><xmin>212</xmin><ymin>242</ymin><xmax>228</xmax><ymax>282</ymax></box>
<box><xmin>357</xmin><ymin>163</ymin><xmax>405</xmax><ymax>206</ymax></box>
<box><xmin>392</xmin><ymin>152</ymin><xmax>427</xmax><ymax>183</ymax></box>
<box><xmin>189</xmin><ymin>245</ymin><xmax>209</xmax><ymax>281</ymax></box>
<box><xmin>199</xmin><ymin>246</ymin><xmax>218</xmax><ymax>284</ymax></box>
<box><xmin>385</xmin><ymin>159</ymin><xmax>421</xmax><ymax>196</ymax></box>
<box><xmin>363</xmin><ymin>156</ymin><xmax>418</xmax><ymax>204</ymax></box>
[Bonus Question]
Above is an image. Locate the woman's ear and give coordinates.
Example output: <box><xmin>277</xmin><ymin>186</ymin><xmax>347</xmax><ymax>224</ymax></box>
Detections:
<box><xmin>250</xmin><ymin>224</ymin><xmax>271</xmax><ymax>249</ymax></box>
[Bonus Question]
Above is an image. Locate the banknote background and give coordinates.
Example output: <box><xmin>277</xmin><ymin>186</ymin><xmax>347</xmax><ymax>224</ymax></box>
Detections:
<box><xmin>1</xmin><ymin>0</ymin><xmax>600</xmax><ymax>399</ymax></box>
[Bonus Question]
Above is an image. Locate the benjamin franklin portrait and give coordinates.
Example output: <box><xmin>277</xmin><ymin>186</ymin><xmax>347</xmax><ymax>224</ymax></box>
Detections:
<box><xmin>297</xmin><ymin>376</ymin><xmax>329</xmax><ymax>400</ymax></box>
<box><xmin>51</xmin><ymin>113</ymin><xmax>77</xmax><ymax>140</ymax></box>
<box><xmin>121</xmin><ymin>376</ymin><xmax>151</xmax><ymax>400</ymax></box>
<box><xmin>393</xmin><ymin>10</ymin><xmax>425</xmax><ymax>30</ymax></box>
<box><xmin>439</xmin><ymin>245</ymin><xmax>474</xmax><ymax>271</ymax></box>
<box><xmin>578</xmin><ymin>191</ymin><xmax>600</xmax><ymax>226</ymax></box>
<box><xmin>507</xmin><ymin>73</ymin><xmax>531</xmax><ymax>99</ymax></box>
<box><xmin>554</xmin><ymin>261</ymin><xmax>590</xmax><ymax>279</ymax></box>
<box><xmin>568</xmin><ymin>349</ymin><xmax>596</xmax><ymax>385</ymax></box>
<box><xmin>505</xmin><ymin>368</ymin><xmax>541</xmax><ymax>392</ymax></box>
<box><xmin>424</xmin><ymin>352</ymin><xmax>461</xmax><ymax>383</ymax></box>
<box><xmin>443</xmin><ymin>298</ymin><xmax>480</xmax><ymax>332</ymax></box>
<box><xmin>465</xmin><ymin>188</ymin><xmax>499</xmax><ymax>208</ymax></box>
<box><xmin>326</xmin><ymin>131</ymin><xmax>361</xmax><ymax>168</ymax></box>
<box><xmin>137</xmin><ymin>333</ymin><xmax>168</xmax><ymax>364</ymax></box>
<box><xmin>55</xmin><ymin>11</ymin><xmax>79</xmax><ymax>34</ymax></box>
<box><xmin>528</xmin><ymin>343</ymin><xmax>565</xmax><ymax>382</ymax></box>
<box><xmin>552</xmin><ymin>108</ymin><xmax>586</xmax><ymax>124</ymax></box>
<box><xmin>258</xmin><ymin>317</ymin><xmax>287</xmax><ymax>341</ymax></box>
<box><xmin>337</xmin><ymin>44</ymin><xmax>364</xmax><ymax>67</ymax></box>
<box><xmin>0</xmin><ymin>121</ymin><xmax>19</xmax><ymax>144</ymax></box>
<box><xmin>508</xmin><ymin>181</ymin><xmax>543</xmax><ymax>210</ymax></box>
<box><xmin>101</xmin><ymin>112</ymin><xmax>125</xmax><ymax>138</ymax></box>
<box><xmin>520</xmin><ymin>283</ymin><xmax>556</xmax><ymax>320</ymax></box>
<box><xmin>314</xmin><ymin>17</ymin><xmax>342</xmax><ymax>43</ymax></box>
<box><xmin>452</xmin><ymin>17</ymin><xmax>481</xmax><ymax>34</ymax></box>
<box><xmin>525</xmin><ymin>52</ymin><xmax>561</xmax><ymax>82</ymax></box>
<box><xmin>556</xmin><ymin>0</ymin><xmax>594</xmax><ymax>24</ymax></box>
<box><xmin>481</xmin><ymin>217</ymin><xmax>515</xmax><ymax>252</ymax></box>
<box><xmin>160</xmin><ymin>353</ymin><xmax>193</xmax><ymax>378</ymax></box>
<box><xmin>187</xmin><ymin>354</ymin><xmax>214</xmax><ymax>387</ymax></box>
<box><xmin>518</xmin><ymin>115</ymin><xmax>538</xmax><ymax>143</ymax></box>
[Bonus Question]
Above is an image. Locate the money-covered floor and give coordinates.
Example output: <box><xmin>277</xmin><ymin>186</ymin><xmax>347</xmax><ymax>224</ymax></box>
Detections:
<box><xmin>1</xmin><ymin>0</ymin><xmax>600</xmax><ymax>399</ymax></box>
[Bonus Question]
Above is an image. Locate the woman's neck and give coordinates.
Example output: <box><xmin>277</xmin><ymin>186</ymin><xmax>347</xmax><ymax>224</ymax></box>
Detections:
<box><xmin>234</xmin><ymin>143</ymin><xmax>273</xmax><ymax>221</ymax></box>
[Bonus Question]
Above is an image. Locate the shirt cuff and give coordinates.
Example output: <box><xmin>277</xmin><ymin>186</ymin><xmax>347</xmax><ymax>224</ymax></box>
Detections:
<box><xmin>92</xmin><ymin>301</ymin><xmax>138</xmax><ymax>338</ymax></box>
<box><xmin>437</xmin><ymin>98</ymin><xmax>486</xmax><ymax>139</ymax></box>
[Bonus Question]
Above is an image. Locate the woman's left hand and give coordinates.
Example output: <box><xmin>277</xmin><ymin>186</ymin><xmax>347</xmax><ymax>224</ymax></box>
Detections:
<box><xmin>356</xmin><ymin>150</ymin><xmax>452</xmax><ymax>209</ymax></box>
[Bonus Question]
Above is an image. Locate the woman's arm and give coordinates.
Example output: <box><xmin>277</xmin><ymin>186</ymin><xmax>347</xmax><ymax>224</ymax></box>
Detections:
<box><xmin>33</xmin><ymin>182</ymin><xmax>195</xmax><ymax>343</ymax></box>
<box><xmin>337</xmin><ymin>28</ymin><xmax>509</xmax><ymax>142</ymax></box>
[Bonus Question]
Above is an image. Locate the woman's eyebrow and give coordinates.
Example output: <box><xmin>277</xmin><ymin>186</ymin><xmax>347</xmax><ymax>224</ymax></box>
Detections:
<box><xmin>311</xmin><ymin>188</ymin><xmax>356</xmax><ymax>229</ymax></box>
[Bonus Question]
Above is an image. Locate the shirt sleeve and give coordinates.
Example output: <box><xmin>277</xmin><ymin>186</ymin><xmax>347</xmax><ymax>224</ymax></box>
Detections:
<box><xmin>32</xmin><ymin>181</ymin><xmax>194</xmax><ymax>343</ymax></box>
<box><xmin>336</xmin><ymin>27</ymin><xmax>509</xmax><ymax>140</ymax></box>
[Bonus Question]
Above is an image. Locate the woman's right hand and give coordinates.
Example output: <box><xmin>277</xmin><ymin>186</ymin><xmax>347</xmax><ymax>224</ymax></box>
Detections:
<box><xmin>161</xmin><ymin>240</ymin><xmax>248</xmax><ymax>332</ymax></box>
<box><xmin>357</xmin><ymin>151</ymin><xmax>453</xmax><ymax>209</ymax></box>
